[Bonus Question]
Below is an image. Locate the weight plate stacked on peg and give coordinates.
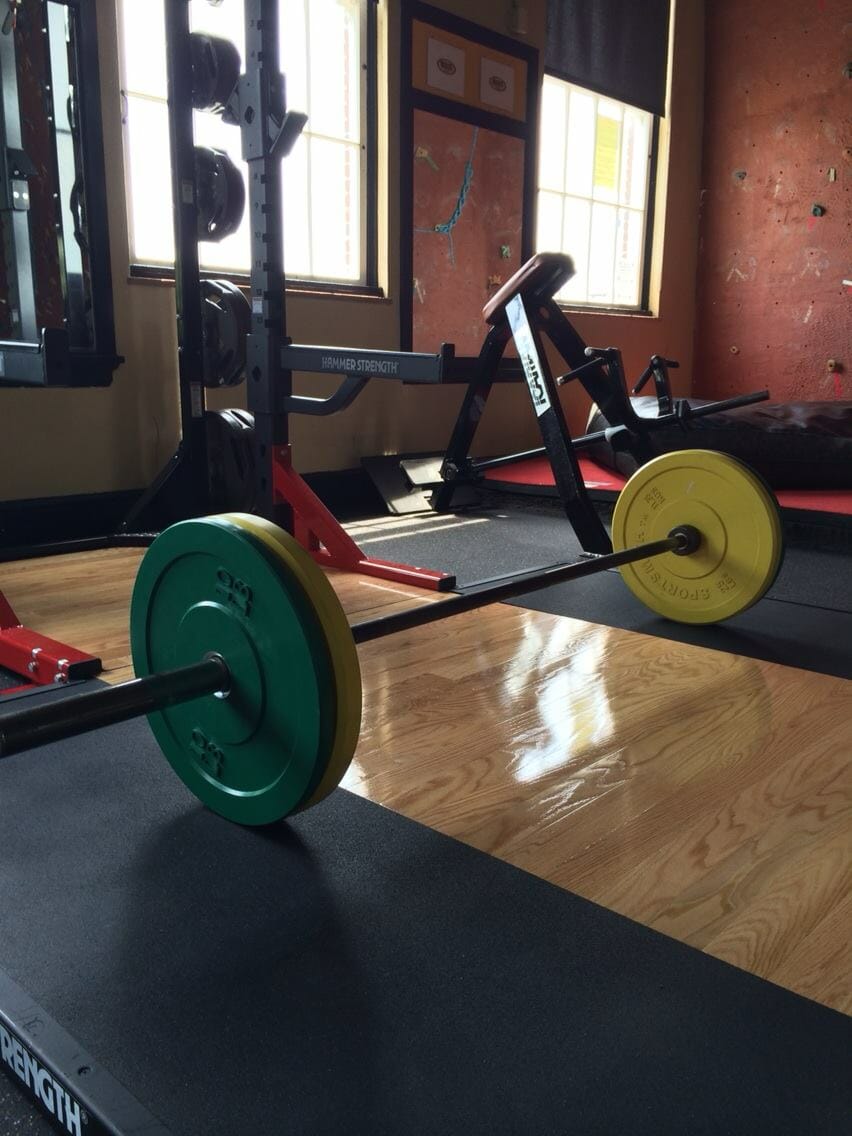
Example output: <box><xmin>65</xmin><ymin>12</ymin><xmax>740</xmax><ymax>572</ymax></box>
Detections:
<box><xmin>189</xmin><ymin>33</ymin><xmax>241</xmax><ymax>115</ymax></box>
<box><xmin>612</xmin><ymin>450</ymin><xmax>783</xmax><ymax>623</ymax></box>
<box><xmin>193</xmin><ymin>146</ymin><xmax>245</xmax><ymax>242</ymax></box>
<box><xmin>130</xmin><ymin>518</ymin><xmax>361</xmax><ymax>825</ymax></box>
<box><xmin>201</xmin><ymin>279</ymin><xmax>252</xmax><ymax>388</ymax></box>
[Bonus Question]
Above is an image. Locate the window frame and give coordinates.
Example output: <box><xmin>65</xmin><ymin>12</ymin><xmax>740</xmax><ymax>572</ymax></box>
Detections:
<box><xmin>117</xmin><ymin>0</ymin><xmax>379</xmax><ymax>295</ymax></box>
<box><xmin>536</xmin><ymin>69</ymin><xmax>660</xmax><ymax>315</ymax></box>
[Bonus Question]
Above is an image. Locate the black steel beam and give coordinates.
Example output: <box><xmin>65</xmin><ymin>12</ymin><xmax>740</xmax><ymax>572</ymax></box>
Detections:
<box><xmin>280</xmin><ymin>344</ymin><xmax>446</xmax><ymax>383</ymax></box>
<box><xmin>506</xmin><ymin>294</ymin><xmax>611</xmax><ymax>553</ymax></box>
<box><xmin>240</xmin><ymin>0</ymin><xmax>292</xmax><ymax>531</ymax></box>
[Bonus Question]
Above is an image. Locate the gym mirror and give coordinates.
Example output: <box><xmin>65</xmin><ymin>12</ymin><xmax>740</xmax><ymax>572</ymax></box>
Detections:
<box><xmin>0</xmin><ymin>0</ymin><xmax>119</xmax><ymax>385</ymax></box>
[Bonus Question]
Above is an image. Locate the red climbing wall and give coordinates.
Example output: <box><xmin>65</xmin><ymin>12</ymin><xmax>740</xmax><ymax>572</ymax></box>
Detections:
<box><xmin>693</xmin><ymin>0</ymin><xmax>851</xmax><ymax>402</ymax></box>
<box><xmin>412</xmin><ymin>110</ymin><xmax>525</xmax><ymax>355</ymax></box>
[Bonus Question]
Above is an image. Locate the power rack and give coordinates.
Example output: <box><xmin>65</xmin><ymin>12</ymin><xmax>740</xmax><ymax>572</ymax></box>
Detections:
<box><xmin>127</xmin><ymin>0</ymin><xmax>459</xmax><ymax>588</ymax></box>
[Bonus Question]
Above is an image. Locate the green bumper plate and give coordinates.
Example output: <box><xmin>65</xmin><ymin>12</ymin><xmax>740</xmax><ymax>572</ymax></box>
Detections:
<box><xmin>130</xmin><ymin>518</ymin><xmax>336</xmax><ymax>825</ymax></box>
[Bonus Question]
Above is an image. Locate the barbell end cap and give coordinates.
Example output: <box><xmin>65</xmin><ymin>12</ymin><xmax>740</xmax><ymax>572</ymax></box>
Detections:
<box><xmin>668</xmin><ymin>524</ymin><xmax>702</xmax><ymax>556</ymax></box>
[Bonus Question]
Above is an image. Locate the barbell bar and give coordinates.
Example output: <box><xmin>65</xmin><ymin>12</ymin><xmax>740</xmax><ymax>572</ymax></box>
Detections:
<box><xmin>0</xmin><ymin>657</ymin><xmax>230</xmax><ymax>759</ymax></box>
<box><xmin>0</xmin><ymin>450</ymin><xmax>784</xmax><ymax>826</ymax></box>
<box><xmin>0</xmin><ymin>531</ymin><xmax>694</xmax><ymax>762</ymax></box>
<box><xmin>0</xmin><ymin>530</ymin><xmax>689</xmax><ymax>759</ymax></box>
<box><xmin>349</xmin><ymin>531</ymin><xmax>695</xmax><ymax>644</ymax></box>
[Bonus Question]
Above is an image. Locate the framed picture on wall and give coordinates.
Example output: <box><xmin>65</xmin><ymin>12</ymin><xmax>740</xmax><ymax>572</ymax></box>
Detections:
<box><xmin>425</xmin><ymin>36</ymin><xmax>466</xmax><ymax>96</ymax></box>
<box><xmin>480</xmin><ymin>57</ymin><xmax>517</xmax><ymax>114</ymax></box>
<box><xmin>400</xmin><ymin>2</ymin><xmax>540</xmax><ymax>358</ymax></box>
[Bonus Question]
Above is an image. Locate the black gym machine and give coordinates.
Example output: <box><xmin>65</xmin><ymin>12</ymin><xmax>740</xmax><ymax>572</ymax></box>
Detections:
<box><xmin>409</xmin><ymin>253</ymin><xmax>771</xmax><ymax>551</ymax></box>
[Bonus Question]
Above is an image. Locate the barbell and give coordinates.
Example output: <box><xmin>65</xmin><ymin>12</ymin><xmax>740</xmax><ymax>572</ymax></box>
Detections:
<box><xmin>0</xmin><ymin>451</ymin><xmax>783</xmax><ymax>826</ymax></box>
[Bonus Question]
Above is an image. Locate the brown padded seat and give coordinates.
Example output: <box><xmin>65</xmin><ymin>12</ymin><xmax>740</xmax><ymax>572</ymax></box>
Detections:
<box><xmin>482</xmin><ymin>252</ymin><xmax>575</xmax><ymax>325</ymax></box>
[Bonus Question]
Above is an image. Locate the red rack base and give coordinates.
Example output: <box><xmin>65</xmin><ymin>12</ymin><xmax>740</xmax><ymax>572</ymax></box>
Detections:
<box><xmin>0</xmin><ymin>591</ymin><xmax>103</xmax><ymax>688</ymax></box>
<box><xmin>273</xmin><ymin>448</ymin><xmax>456</xmax><ymax>592</ymax></box>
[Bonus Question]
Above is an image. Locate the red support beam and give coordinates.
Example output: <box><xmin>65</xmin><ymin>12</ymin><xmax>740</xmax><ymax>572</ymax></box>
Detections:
<box><xmin>0</xmin><ymin>590</ymin><xmax>18</xmax><ymax>630</ymax></box>
<box><xmin>272</xmin><ymin>448</ymin><xmax>456</xmax><ymax>592</ymax></box>
<box><xmin>0</xmin><ymin>588</ymin><xmax>102</xmax><ymax>688</ymax></box>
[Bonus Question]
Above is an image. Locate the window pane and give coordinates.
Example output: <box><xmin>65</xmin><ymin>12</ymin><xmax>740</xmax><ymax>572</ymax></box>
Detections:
<box><xmin>598</xmin><ymin>97</ymin><xmax>624</xmax><ymax>122</ymax></box>
<box><xmin>536</xmin><ymin>74</ymin><xmax>652</xmax><ymax>308</ymax></box>
<box><xmin>307</xmin><ymin>0</ymin><xmax>361</xmax><ymax>141</ymax></box>
<box><xmin>620</xmin><ymin>108</ymin><xmax>651</xmax><ymax>209</ymax></box>
<box><xmin>538</xmin><ymin>78</ymin><xmax>566</xmax><ymax>192</ymax></box>
<box><xmin>125</xmin><ymin>95</ymin><xmax>174</xmax><ymax>263</ymax></box>
<box><xmin>118</xmin><ymin>0</ymin><xmax>367</xmax><ymax>282</ymax></box>
<box><xmin>536</xmin><ymin>190</ymin><xmax>563</xmax><ymax>253</ymax></box>
<box><xmin>190</xmin><ymin>0</ymin><xmax>246</xmax><ymax>59</ymax></box>
<box><xmin>121</xmin><ymin>0</ymin><xmax>167</xmax><ymax>97</ymax></box>
<box><xmin>560</xmin><ymin>196</ymin><xmax>591</xmax><ymax>303</ymax></box>
<box><xmin>280</xmin><ymin>0</ymin><xmax>309</xmax><ymax>114</ymax></box>
<box><xmin>613</xmin><ymin>208</ymin><xmax>644</xmax><ymax>306</ymax></box>
<box><xmin>127</xmin><ymin>101</ymin><xmax>254</xmax><ymax>273</ymax></box>
<box><xmin>592</xmin><ymin>102</ymin><xmax>622</xmax><ymax>204</ymax></box>
<box><xmin>564</xmin><ymin>89</ymin><xmax>595</xmax><ymax>197</ymax></box>
<box><xmin>283</xmin><ymin>133</ymin><xmax>311</xmax><ymax>275</ymax></box>
<box><xmin>588</xmin><ymin>202</ymin><xmax>617</xmax><ymax>304</ymax></box>
<box><xmin>309</xmin><ymin>138</ymin><xmax>361</xmax><ymax>280</ymax></box>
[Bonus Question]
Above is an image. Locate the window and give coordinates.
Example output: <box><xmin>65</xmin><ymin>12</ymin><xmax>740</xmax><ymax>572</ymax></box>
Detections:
<box><xmin>118</xmin><ymin>0</ymin><xmax>373</xmax><ymax>284</ymax></box>
<box><xmin>536</xmin><ymin>74</ymin><xmax>654</xmax><ymax>309</ymax></box>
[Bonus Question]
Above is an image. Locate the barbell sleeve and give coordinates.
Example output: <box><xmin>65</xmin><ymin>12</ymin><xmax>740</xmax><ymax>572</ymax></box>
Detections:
<box><xmin>0</xmin><ymin>655</ymin><xmax>231</xmax><ymax>759</ymax></box>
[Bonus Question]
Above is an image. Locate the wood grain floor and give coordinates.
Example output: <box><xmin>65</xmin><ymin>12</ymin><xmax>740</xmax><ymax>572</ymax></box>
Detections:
<box><xmin>1</xmin><ymin>545</ymin><xmax>849</xmax><ymax>1014</ymax></box>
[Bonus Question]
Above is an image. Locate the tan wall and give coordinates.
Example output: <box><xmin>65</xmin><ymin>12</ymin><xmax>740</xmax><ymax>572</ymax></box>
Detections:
<box><xmin>0</xmin><ymin>0</ymin><xmax>704</xmax><ymax>501</ymax></box>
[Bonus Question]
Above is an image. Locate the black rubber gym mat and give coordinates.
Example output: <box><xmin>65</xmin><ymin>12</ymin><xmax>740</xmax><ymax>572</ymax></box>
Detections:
<box><xmin>0</xmin><ymin>675</ymin><xmax>98</xmax><ymax>705</ymax></box>
<box><xmin>0</xmin><ymin>709</ymin><xmax>849</xmax><ymax>1135</ymax></box>
<box><xmin>351</xmin><ymin>506</ymin><xmax>852</xmax><ymax>613</ymax></box>
<box><xmin>0</xmin><ymin>665</ymin><xmax>25</xmax><ymax>695</ymax></box>
<box><xmin>506</xmin><ymin>574</ymin><xmax>852</xmax><ymax>679</ymax></box>
<box><xmin>353</xmin><ymin>509</ymin><xmax>852</xmax><ymax>677</ymax></box>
